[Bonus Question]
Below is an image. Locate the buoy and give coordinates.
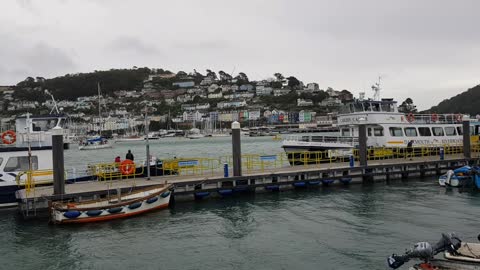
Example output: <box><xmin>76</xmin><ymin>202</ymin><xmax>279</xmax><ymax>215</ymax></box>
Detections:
<box><xmin>218</xmin><ymin>189</ymin><xmax>233</xmax><ymax>196</ymax></box>
<box><xmin>1</xmin><ymin>130</ymin><xmax>16</xmax><ymax>145</ymax></box>
<box><xmin>265</xmin><ymin>185</ymin><xmax>279</xmax><ymax>191</ymax></box>
<box><xmin>292</xmin><ymin>182</ymin><xmax>306</xmax><ymax>188</ymax></box>
<box><xmin>322</xmin><ymin>179</ymin><xmax>334</xmax><ymax>185</ymax></box>
<box><xmin>119</xmin><ymin>159</ymin><xmax>135</xmax><ymax>175</ymax></box>
<box><xmin>307</xmin><ymin>180</ymin><xmax>321</xmax><ymax>186</ymax></box>
<box><xmin>339</xmin><ymin>178</ymin><xmax>352</xmax><ymax>185</ymax></box>
<box><xmin>194</xmin><ymin>191</ymin><xmax>210</xmax><ymax>199</ymax></box>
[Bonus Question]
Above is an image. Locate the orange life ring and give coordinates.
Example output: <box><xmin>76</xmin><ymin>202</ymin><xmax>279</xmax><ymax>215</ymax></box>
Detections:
<box><xmin>431</xmin><ymin>113</ymin><xmax>439</xmax><ymax>122</ymax></box>
<box><xmin>119</xmin><ymin>159</ymin><xmax>135</xmax><ymax>175</ymax></box>
<box><xmin>455</xmin><ymin>114</ymin><xmax>463</xmax><ymax>123</ymax></box>
<box><xmin>1</xmin><ymin>130</ymin><xmax>16</xmax><ymax>144</ymax></box>
<box><xmin>407</xmin><ymin>113</ymin><xmax>415</xmax><ymax>123</ymax></box>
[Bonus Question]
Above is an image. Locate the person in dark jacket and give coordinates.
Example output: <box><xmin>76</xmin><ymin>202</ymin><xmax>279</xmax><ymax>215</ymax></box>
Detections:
<box><xmin>126</xmin><ymin>150</ymin><xmax>134</xmax><ymax>161</ymax></box>
<box><xmin>406</xmin><ymin>140</ymin><xmax>414</xmax><ymax>160</ymax></box>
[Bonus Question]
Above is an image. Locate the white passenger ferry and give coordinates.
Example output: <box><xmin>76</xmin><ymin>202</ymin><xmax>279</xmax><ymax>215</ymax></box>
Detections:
<box><xmin>282</xmin><ymin>97</ymin><xmax>480</xmax><ymax>164</ymax></box>
<box><xmin>0</xmin><ymin>114</ymin><xmax>61</xmax><ymax>207</ymax></box>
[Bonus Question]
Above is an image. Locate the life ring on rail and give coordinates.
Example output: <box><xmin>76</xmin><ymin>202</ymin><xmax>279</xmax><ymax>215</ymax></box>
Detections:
<box><xmin>119</xmin><ymin>159</ymin><xmax>135</xmax><ymax>175</ymax></box>
<box><xmin>1</xmin><ymin>130</ymin><xmax>16</xmax><ymax>144</ymax></box>
<box><xmin>455</xmin><ymin>114</ymin><xmax>463</xmax><ymax>123</ymax></box>
<box><xmin>407</xmin><ymin>113</ymin><xmax>415</xmax><ymax>123</ymax></box>
<box><xmin>431</xmin><ymin>113</ymin><xmax>439</xmax><ymax>122</ymax></box>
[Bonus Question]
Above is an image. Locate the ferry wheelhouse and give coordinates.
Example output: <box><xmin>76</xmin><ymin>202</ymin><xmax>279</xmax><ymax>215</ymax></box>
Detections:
<box><xmin>282</xmin><ymin>98</ymin><xmax>480</xmax><ymax>164</ymax></box>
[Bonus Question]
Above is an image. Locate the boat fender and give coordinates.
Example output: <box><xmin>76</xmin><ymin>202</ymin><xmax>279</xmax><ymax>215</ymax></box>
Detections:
<box><xmin>86</xmin><ymin>210</ymin><xmax>103</xmax><ymax>216</ymax></box>
<box><xmin>1</xmin><ymin>130</ymin><xmax>16</xmax><ymax>145</ymax></box>
<box><xmin>107</xmin><ymin>207</ymin><xmax>123</xmax><ymax>214</ymax></box>
<box><xmin>160</xmin><ymin>191</ymin><xmax>171</xmax><ymax>198</ymax></box>
<box><xmin>128</xmin><ymin>201</ymin><xmax>142</xmax><ymax>209</ymax></box>
<box><xmin>146</xmin><ymin>196</ymin><xmax>159</xmax><ymax>204</ymax></box>
<box><xmin>63</xmin><ymin>210</ymin><xmax>81</xmax><ymax>219</ymax></box>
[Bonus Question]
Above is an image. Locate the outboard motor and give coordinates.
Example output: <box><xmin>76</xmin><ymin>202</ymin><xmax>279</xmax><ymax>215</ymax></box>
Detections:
<box><xmin>387</xmin><ymin>233</ymin><xmax>462</xmax><ymax>269</ymax></box>
<box><xmin>445</xmin><ymin>170</ymin><xmax>454</xmax><ymax>186</ymax></box>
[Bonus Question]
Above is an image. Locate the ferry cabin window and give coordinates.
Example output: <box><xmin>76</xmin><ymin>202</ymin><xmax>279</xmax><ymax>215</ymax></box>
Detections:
<box><xmin>373</xmin><ymin>127</ymin><xmax>384</xmax><ymax>136</ymax></box>
<box><xmin>457</xmin><ymin>126</ymin><xmax>463</xmax><ymax>135</ymax></box>
<box><xmin>367</xmin><ymin>128</ymin><xmax>372</xmax><ymax>136</ymax></box>
<box><xmin>404</xmin><ymin>127</ymin><xmax>418</xmax><ymax>136</ymax></box>
<box><xmin>4</xmin><ymin>156</ymin><xmax>38</xmax><ymax>172</ymax></box>
<box><xmin>389</xmin><ymin>127</ymin><xmax>403</xmax><ymax>137</ymax></box>
<box><xmin>341</xmin><ymin>128</ymin><xmax>351</xmax><ymax>136</ymax></box>
<box><xmin>354</xmin><ymin>103</ymin><xmax>364</xmax><ymax>112</ymax></box>
<box><xmin>381</xmin><ymin>103</ymin><xmax>393</xmax><ymax>112</ymax></box>
<box><xmin>372</xmin><ymin>103</ymin><xmax>380</xmax><ymax>111</ymax></box>
<box><xmin>418</xmin><ymin>127</ymin><xmax>432</xmax><ymax>136</ymax></box>
<box><xmin>364</xmin><ymin>103</ymin><xmax>371</xmax><ymax>112</ymax></box>
<box><xmin>432</xmin><ymin>127</ymin><xmax>445</xmax><ymax>136</ymax></box>
<box><xmin>444</xmin><ymin>127</ymin><xmax>456</xmax><ymax>136</ymax></box>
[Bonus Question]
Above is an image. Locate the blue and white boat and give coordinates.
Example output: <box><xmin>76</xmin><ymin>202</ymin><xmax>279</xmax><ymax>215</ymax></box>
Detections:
<box><xmin>438</xmin><ymin>166</ymin><xmax>477</xmax><ymax>187</ymax></box>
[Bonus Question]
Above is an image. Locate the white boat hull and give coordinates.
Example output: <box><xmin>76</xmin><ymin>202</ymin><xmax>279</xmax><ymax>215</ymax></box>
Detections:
<box><xmin>78</xmin><ymin>143</ymin><xmax>113</xmax><ymax>150</ymax></box>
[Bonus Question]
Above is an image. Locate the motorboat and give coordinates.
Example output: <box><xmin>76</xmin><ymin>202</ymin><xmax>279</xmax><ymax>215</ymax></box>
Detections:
<box><xmin>438</xmin><ymin>166</ymin><xmax>474</xmax><ymax>187</ymax></box>
<box><xmin>78</xmin><ymin>137</ymin><xmax>112</xmax><ymax>150</ymax></box>
<box><xmin>50</xmin><ymin>184</ymin><xmax>172</xmax><ymax>224</ymax></box>
<box><xmin>115</xmin><ymin>135</ymin><xmax>145</xmax><ymax>143</ymax></box>
<box><xmin>387</xmin><ymin>232</ymin><xmax>480</xmax><ymax>270</ymax></box>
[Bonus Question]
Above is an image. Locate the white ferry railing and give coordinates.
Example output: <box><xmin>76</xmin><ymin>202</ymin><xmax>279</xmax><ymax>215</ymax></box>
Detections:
<box><xmin>284</xmin><ymin>135</ymin><xmax>358</xmax><ymax>146</ymax></box>
<box><xmin>407</xmin><ymin>113</ymin><xmax>466</xmax><ymax>124</ymax></box>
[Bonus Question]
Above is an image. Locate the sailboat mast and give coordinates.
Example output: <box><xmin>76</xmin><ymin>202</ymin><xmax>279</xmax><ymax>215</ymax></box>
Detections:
<box><xmin>97</xmin><ymin>83</ymin><xmax>102</xmax><ymax>132</ymax></box>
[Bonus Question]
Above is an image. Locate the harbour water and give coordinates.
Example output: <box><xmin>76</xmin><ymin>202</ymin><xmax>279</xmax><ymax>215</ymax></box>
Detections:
<box><xmin>2</xmin><ymin>179</ymin><xmax>480</xmax><ymax>269</ymax></box>
<box><xmin>64</xmin><ymin>135</ymin><xmax>287</xmax><ymax>169</ymax></box>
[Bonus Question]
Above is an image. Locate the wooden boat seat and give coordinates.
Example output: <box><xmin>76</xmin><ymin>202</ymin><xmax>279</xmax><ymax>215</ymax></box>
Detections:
<box><xmin>445</xmin><ymin>242</ymin><xmax>480</xmax><ymax>263</ymax></box>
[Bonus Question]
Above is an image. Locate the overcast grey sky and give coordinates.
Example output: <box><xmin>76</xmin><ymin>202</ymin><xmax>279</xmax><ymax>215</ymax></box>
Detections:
<box><xmin>1</xmin><ymin>0</ymin><xmax>479</xmax><ymax>109</ymax></box>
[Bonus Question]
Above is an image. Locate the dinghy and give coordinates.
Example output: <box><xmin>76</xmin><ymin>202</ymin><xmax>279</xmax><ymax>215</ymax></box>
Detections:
<box><xmin>50</xmin><ymin>184</ymin><xmax>172</xmax><ymax>224</ymax></box>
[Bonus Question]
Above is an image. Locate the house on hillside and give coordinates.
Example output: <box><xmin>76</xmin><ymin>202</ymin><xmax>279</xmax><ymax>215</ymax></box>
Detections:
<box><xmin>273</xmin><ymin>89</ymin><xmax>290</xmax><ymax>96</ymax></box>
<box><xmin>297</xmin><ymin>98</ymin><xmax>313</xmax><ymax>107</ymax></box>
<box><xmin>173</xmin><ymin>81</ymin><xmax>195</xmax><ymax>88</ymax></box>
<box><xmin>256</xmin><ymin>86</ymin><xmax>273</xmax><ymax>96</ymax></box>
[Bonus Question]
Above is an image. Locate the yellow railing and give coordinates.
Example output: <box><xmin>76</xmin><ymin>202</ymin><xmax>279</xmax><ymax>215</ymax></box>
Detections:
<box><xmin>16</xmin><ymin>169</ymin><xmax>54</xmax><ymax>196</ymax></box>
<box><xmin>89</xmin><ymin>162</ymin><xmax>144</xmax><ymax>182</ymax></box>
<box><xmin>161</xmin><ymin>158</ymin><xmax>221</xmax><ymax>176</ymax></box>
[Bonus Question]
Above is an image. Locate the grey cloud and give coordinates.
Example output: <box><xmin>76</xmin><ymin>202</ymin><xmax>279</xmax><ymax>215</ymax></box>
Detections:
<box><xmin>107</xmin><ymin>36</ymin><xmax>159</xmax><ymax>54</ymax></box>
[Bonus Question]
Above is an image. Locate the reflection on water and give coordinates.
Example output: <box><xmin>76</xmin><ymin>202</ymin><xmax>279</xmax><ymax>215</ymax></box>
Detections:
<box><xmin>1</xmin><ymin>178</ymin><xmax>480</xmax><ymax>269</ymax></box>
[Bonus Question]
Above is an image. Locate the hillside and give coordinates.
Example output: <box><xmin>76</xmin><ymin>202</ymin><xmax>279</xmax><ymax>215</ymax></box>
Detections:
<box><xmin>428</xmin><ymin>84</ymin><xmax>480</xmax><ymax>115</ymax></box>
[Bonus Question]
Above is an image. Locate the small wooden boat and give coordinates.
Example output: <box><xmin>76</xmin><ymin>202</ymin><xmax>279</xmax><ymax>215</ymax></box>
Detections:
<box><xmin>50</xmin><ymin>184</ymin><xmax>172</xmax><ymax>224</ymax></box>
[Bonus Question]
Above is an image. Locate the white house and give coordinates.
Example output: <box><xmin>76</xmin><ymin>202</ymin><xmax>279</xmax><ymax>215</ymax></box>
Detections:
<box><xmin>297</xmin><ymin>98</ymin><xmax>313</xmax><ymax>107</ymax></box>
<box><xmin>273</xmin><ymin>89</ymin><xmax>290</xmax><ymax>96</ymax></box>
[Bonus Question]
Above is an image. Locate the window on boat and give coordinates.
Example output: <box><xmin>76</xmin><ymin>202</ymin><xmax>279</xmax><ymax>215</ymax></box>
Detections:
<box><xmin>381</xmin><ymin>103</ymin><xmax>392</xmax><ymax>112</ymax></box>
<box><xmin>354</xmin><ymin>103</ymin><xmax>364</xmax><ymax>112</ymax></box>
<box><xmin>457</xmin><ymin>126</ymin><xmax>463</xmax><ymax>135</ymax></box>
<box><xmin>474</xmin><ymin>125</ymin><xmax>480</xmax><ymax>135</ymax></box>
<box><xmin>389</xmin><ymin>127</ymin><xmax>403</xmax><ymax>137</ymax></box>
<box><xmin>341</xmin><ymin>128</ymin><xmax>351</xmax><ymax>136</ymax></box>
<box><xmin>404</xmin><ymin>127</ymin><xmax>418</xmax><ymax>137</ymax></box>
<box><xmin>432</xmin><ymin>127</ymin><xmax>445</xmax><ymax>136</ymax></box>
<box><xmin>364</xmin><ymin>103</ymin><xmax>371</xmax><ymax>112</ymax></box>
<box><xmin>373</xmin><ymin>127</ymin><xmax>384</xmax><ymax>136</ymax></box>
<box><xmin>0</xmin><ymin>157</ymin><xmax>3</xmax><ymax>167</ymax></box>
<box><xmin>4</xmin><ymin>156</ymin><xmax>38</xmax><ymax>172</ymax></box>
<box><xmin>418</xmin><ymin>127</ymin><xmax>432</xmax><ymax>136</ymax></box>
<box><xmin>367</xmin><ymin>128</ymin><xmax>372</xmax><ymax>136</ymax></box>
<box><xmin>444</xmin><ymin>127</ymin><xmax>456</xmax><ymax>136</ymax></box>
<box><xmin>372</xmin><ymin>103</ymin><xmax>380</xmax><ymax>112</ymax></box>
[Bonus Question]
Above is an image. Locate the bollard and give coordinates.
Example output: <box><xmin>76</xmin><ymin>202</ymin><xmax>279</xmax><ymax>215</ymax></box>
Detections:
<box><xmin>52</xmin><ymin>126</ymin><xmax>65</xmax><ymax>196</ymax></box>
<box><xmin>439</xmin><ymin>147</ymin><xmax>444</xmax><ymax>160</ymax></box>
<box><xmin>462</xmin><ymin>119</ymin><xmax>471</xmax><ymax>159</ymax></box>
<box><xmin>224</xmin><ymin>163</ymin><xmax>229</xmax><ymax>177</ymax></box>
<box><xmin>349</xmin><ymin>155</ymin><xmax>354</xmax><ymax>168</ymax></box>
<box><xmin>231</xmin><ymin>121</ymin><xmax>242</xmax><ymax>176</ymax></box>
<box><xmin>358</xmin><ymin>123</ymin><xmax>367</xmax><ymax>167</ymax></box>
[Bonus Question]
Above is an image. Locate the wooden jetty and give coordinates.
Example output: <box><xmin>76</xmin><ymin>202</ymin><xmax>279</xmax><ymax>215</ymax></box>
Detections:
<box><xmin>17</xmin><ymin>154</ymin><xmax>476</xmax><ymax>218</ymax></box>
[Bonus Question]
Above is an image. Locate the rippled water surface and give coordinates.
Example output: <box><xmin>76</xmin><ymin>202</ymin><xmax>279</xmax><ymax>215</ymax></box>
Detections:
<box><xmin>1</xmin><ymin>180</ymin><xmax>479</xmax><ymax>270</ymax></box>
